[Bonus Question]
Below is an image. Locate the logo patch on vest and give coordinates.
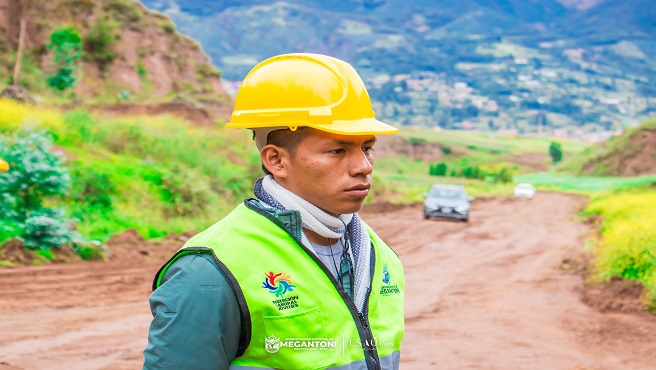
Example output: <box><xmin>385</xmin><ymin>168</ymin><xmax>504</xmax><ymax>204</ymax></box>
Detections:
<box><xmin>379</xmin><ymin>265</ymin><xmax>400</xmax><ymax>296</ymax></box>
<box><xmin>263</xmin><ymin>271</ymin><xmax>299</xmax><ymax>310</ymax></box>
<box><xmin>265</xmin><ymin>335</ymin><xmax>281</xmax><ymax>353</ymax></box>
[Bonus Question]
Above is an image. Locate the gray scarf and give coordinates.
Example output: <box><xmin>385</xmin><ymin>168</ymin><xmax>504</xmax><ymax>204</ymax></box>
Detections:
<box><xmin>254</xmin><ymin>175</ymin><xmax>371</xmax><ymax>312</ymax></box>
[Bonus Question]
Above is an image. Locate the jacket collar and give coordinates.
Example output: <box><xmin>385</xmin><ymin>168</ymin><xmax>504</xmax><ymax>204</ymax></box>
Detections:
<box><xmin>245</xmin><ymin>199</ymin><xmax>303</xmax><ymax>241</ymax></box>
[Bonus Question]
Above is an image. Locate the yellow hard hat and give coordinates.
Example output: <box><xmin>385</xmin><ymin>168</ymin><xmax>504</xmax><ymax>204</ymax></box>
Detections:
<box><xmin>228</xmin><ymin>53</ymin><xmax>398</xmax><ymax>136</ymax></box>
<box><xmin>0</xmin><ymin>159</ymin><xmax>9</xmax><ymax>172</ymax></box>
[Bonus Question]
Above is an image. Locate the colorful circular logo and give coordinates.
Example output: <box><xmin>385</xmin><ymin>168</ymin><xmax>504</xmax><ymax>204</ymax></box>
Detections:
<box><xmin>263</xmin><ymin>272</ymin><xmax>296</xmax><ymax>298</ymax></box>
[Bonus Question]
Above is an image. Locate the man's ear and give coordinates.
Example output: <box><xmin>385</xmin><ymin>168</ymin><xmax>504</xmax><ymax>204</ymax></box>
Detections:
<box><xmin>261</xmin><ymin>144</ymin><xmax>289</xmax><ymax>178</ymax></box>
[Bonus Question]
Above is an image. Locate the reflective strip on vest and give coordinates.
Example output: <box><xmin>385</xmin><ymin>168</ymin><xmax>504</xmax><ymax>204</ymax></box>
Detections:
<box><xmin>228</xmin><ymin>350</ymin><xmax>400</xmax><ymax>370</ymax></box>
<box><xmin>156</xmin><ymin>201</ymin><xmax>404</xmax><ymax>369</ymax></box>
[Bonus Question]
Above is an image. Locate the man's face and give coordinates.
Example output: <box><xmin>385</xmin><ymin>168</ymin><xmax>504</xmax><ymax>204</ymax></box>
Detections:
<box><xmin>275</xmin><ymin>130</ymin><xmax>376</xmax><ymax>216</ymax></box>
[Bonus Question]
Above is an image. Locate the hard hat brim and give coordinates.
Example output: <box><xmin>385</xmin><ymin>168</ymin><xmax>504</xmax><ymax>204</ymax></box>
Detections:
<box><xmin>312</xmin><ymin>118</ymin><xmax>399</xmax><ymax>135</ymax></box>
<box><xmin>227</xmin><ymin>118</ymin><xmax>398</xmax><ymax>136</ymax></box>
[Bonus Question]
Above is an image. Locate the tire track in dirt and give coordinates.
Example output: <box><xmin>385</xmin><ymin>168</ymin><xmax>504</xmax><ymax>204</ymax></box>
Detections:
<box><xmin>1</xmin><ymin>192</ymin><xmax>655</xmax><ymax>369</ymax></box>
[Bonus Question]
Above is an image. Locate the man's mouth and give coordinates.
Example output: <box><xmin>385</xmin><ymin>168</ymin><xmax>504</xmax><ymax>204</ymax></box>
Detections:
<box><xmin>344</xmin><ymin>184</ymin><xmax>371</xmax><ymax>197</ymax></box>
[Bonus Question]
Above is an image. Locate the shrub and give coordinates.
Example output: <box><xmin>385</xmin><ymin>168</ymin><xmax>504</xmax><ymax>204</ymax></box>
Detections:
<box><xmin>37</xmin><ymin>248</ymin><xmax>56</xmax><ymax>260</ymax></box>
<box><xmin>22</xmin><ymin>208</ymin><xmax>83</xmax><ymax>250</ymax></box>
<box><xmin>480</xmin><ymin>163</ymin><xmax>514</xmax><ymax>184</ymax></box>
<box><xmin>104</xmin><ymin>0</ymin><xmax>145</xmax><ymax>27</ymax></box>
<box><xmin>586</xmin><ymin>190</ymin><xmax>656</xmax><ymax>310</ymax></box>
<box><xmin>0</xmin><ymin>126</ymin><xmax>84</xmax><ymax>252</ymax></box>
<box><xmin>408</xmin><ymin>137</ymin><xmax>427</xmax><ymax>145</ymax></box>
<box><xmin>495</xmin><ymin>166</ymin><xmax>513</xmax><ymax>184</ymax></box>
<box><xmin>441</xmin><ymin>145</ymin><xmax>452</xmax><ymax>155</ymax></box>
<box><xmin>68</xmin><ymin>164</ymin><xmax>115</xmax><ymax>212</ymax></box>
<box><xmin>462</xmin><ymin>165</ymin><xmax>484</xmax><ymax>180</ymax></box>
<box><xmin>429</xmin><ymin>162</ymin><xmax>448</xmax><ymax>176</ymax></box>
<box><xmin>160</xmin><ymin>167</ymin><xmax>211</xmax><ymax>217</ymax></box>
<box><xmin>0</xmin><ymin>126</ymin><xmax>70</xmax><ymax>215</ymax></box>
<box><xmin>137</xmin><ymin>61</ymin><xmax>147</xmax><ymax>77</ymax></box>
<box><xmin>549</xmin><ymin>141</ymin><xmax>563</xmax><ymax>164</ymax></box>
<box><xmin>196</xmin><ymin>64</ymin><xmax>222</xmax><ymax>80</ymax></box>
<box><xmin>76</xmin><ymin>244</ymin><xmax>105</xmax><ymax>261</ymax></box>
<box><xmin>160</xmin><ymin>22</ymin><xmax>175</xmax><ymax>34</ymax></box>
<box><xmin>83</xmin><ymin>20</ymin><xmax>117</xmax><ymax>71</ymax></box>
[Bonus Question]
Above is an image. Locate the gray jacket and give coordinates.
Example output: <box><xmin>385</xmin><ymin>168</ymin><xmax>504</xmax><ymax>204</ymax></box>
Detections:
<box><xmin>143</xmin><ymin>252</ymin><xmax>241</xmax><ymax>369</ymax></box>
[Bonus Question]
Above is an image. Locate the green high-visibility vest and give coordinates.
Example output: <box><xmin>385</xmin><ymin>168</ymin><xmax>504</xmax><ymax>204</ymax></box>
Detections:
<box><xmin>155</xmin><ymin>201</ymin><xmax>405</xmax><ymax>369</ymax></box>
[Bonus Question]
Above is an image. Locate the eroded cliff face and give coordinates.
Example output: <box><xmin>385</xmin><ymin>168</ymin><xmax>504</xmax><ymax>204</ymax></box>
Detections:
<box><xmin>0</xmin><ymin>0</ymin><xmax>230</xmax><ymax>118</ymax></box>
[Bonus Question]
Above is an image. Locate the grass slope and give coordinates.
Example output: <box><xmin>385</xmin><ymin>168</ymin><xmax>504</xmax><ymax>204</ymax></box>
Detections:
<box><xmin>1</xmin><ymin>99</ymin><xmax>258</xmax><ymax>242</ymax></box>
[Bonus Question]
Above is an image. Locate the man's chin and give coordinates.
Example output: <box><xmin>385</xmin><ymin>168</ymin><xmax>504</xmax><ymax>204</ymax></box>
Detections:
<box><xmin>337</xmin><ymin>198</ymin><xmax>367</xmax><ymax>215</ymax></box>
<box><xmin>316</xmin><ymin>197</ymin><xmax>367</xmax><ymax>216</ymax></box>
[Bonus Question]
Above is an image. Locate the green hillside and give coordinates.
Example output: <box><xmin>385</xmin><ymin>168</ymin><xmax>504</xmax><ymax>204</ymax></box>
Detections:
<box><xmin>0</xmin><ymin>99</ymin><xmax>256</xmax><ymax>242</ymax></box>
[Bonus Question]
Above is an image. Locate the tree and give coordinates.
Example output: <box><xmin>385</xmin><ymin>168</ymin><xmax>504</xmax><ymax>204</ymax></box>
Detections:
<box><xmin>549</xmin><ymin>141</ymin><xmax>563</xmax><ymax>164</ymax></box>
<box><xmin>12</xmin><ymin>19</ymin><xmax>26</xmax><ymax>86</ymax></box>
<box><xmin>46</xmin><ymin>27</ymin><xmax>83</xmax><ymax>92</ymax></box>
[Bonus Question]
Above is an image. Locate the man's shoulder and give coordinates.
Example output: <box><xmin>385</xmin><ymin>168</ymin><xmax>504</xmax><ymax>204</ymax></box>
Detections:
<box><xmin>182</xmin><ymin>199</ymin><xmax>281</xmax><ymax>249</ymax></box>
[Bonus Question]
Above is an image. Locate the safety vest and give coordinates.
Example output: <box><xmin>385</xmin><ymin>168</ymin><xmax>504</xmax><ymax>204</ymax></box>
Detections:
<box><xmin>154</xmin><ymin>200</ymin><xmax>405</xmax><ymax>369</ymax></box>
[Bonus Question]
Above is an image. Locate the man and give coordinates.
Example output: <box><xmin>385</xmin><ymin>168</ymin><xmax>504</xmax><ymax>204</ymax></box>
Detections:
<box><xmin>144</xmin><ymin>53</ymin><xmax>405</xmax><ymax>370</ymax></box>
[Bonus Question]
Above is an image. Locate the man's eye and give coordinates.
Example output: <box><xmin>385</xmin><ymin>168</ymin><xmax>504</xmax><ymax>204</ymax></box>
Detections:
<box><xmin>363</xmin><ymin>146</ymin><xmax>374</xmax><ymax>154</ymax></box>
<box><xmin>329</xmin><ymin>148</ymin><xmax>345</xmax><ymax>154</ymax></box>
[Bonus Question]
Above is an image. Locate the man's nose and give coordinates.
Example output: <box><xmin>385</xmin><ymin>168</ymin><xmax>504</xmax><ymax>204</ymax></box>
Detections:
<box><xmin>349</xmin><ymin>149</ymin><xmax>373</xmax><ymax>177</ymax></box>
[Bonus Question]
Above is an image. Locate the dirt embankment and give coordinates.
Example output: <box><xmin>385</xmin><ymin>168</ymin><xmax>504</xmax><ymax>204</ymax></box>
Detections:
<box><xmin>1</xmin><ymin>193</ymin><xmax>655</xmax><ymax>369</ymax></box>
<box><xmin>86</xmin><ymin>101</ymin><xmax>229</xmax><ymax>127</ymax></box>
<box><xmin>0</xmin><ymin>0</ymin><xmax>230</xmax><ymax>115</ymax></box>
<box><xmin>581</xmin><ymin>127</ymin><xmax>656</xmax><ymax>176</ymax></box>
<box><xmin>374</xmin><ymin>135</ymin><xmax>446</xmax><ymax>161</ymax></box>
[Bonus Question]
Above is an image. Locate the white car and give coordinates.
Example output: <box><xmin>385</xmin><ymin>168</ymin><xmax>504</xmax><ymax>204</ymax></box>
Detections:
<box><xmin>514</xmin><ymin>183</ymin><xmax>536</xmax><ymax>199</ymax></box>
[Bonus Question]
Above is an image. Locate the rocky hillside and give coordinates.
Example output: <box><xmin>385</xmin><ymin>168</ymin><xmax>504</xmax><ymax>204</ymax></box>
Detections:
<box><xmin>576</xmin><ymin>119</ymin><xmax>656</xmax><ymax>176</ymax></box>
<box><xmin>0</xmin><ymin>0</ymin><xmax>230</xmax><ymax>118</ymax></box>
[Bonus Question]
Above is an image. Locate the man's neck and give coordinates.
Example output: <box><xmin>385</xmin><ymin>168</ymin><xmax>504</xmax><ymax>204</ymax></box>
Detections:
<box><xmin>304</xmin><ymin>228</ymin><xmax>338</xmax><ymax>246</ymax></box>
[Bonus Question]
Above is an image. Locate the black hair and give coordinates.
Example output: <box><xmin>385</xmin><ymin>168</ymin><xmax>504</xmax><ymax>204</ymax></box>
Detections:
<box><xmin>261</xmin><ymin>127</ymin><xmax>315</xmax><ymax>175</ymax></box>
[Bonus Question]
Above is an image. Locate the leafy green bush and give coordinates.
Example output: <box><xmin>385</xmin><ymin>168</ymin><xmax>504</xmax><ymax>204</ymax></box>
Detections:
<box><xmin>0</xmin><ymin>126</ymin><xmax>71</xmax><ymax>215</ymax></box>
<box><xmin>23</xmin><ymin>208</ymin><xmax>82</xmax><ymax>251</ymax></box>
<box><xmin>462</xmin><ymin>165</ymin><xmax>484</xmax><ymax>180</ymax></box>
<box><xmin>429</xmin><ymin>162</ymin><xmax>448</xmax><ymax>176</ymax></box>
<box><xmin>408</xmin><ymin>137</ymin><xmax>427</xmax><ymax>145</ymax></box>
<box><xmin>494</xmin><ymin>166</ymin><xmax>514</xmax><ymax>184</ymax></box>
<box><xmin>75</xmin><ymin>244</ymin><xmax>105</xmax><ymax>261</ymax></box>
<box><xmin>0</xmin><ymin>126</ymin><xmax>84</xmax><ymax>252</ymax></box>
<box><xmin>83</xmin><ymin>20</ymin><xmax>117</xmax><ymax>71</ymax></box>
<box><xmin>549</xmin><ymin>141</ymin><xmax>563</xmax><ymax>164</ymax></box>
<box><xmin>37</xmin><ymin>248</ymin><xmax>56</xmax><ymax>260</ymax></box>
<box><xmin>68</xmin><ymin>164</ymin><xmax>115</xmax><ymax>212</ymax></box>
<box><xmin>137</xmin><ymin>61</ymin><xmax>147</xmax><ymax>77</ymax></box>
<box><xmin>160</xmin><ymin>167</ymin><xmax>211</xmax><ymax>217</ymax></box>
<box><xmin>196</xmin><ymin>64</ymin><xmax>222</xmax><ymax>80</ymax></box>
<box><xmin>103</xmin><ymin>0</ymin><xmax>145</xmax><ymax>27</ymax></box>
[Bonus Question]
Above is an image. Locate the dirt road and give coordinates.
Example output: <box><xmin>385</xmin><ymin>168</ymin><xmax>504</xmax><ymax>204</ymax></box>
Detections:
<box><xmin>1</xmin><ymin>192</ymin><xmax>655</xmax><ymax>369</ymax></box>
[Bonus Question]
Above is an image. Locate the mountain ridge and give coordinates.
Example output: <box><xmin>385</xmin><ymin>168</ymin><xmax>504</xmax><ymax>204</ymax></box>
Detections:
<box><xmin>141</xmin><ymin>0</ymin><xmax>655</xmax><ymax>137</ymax></box>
